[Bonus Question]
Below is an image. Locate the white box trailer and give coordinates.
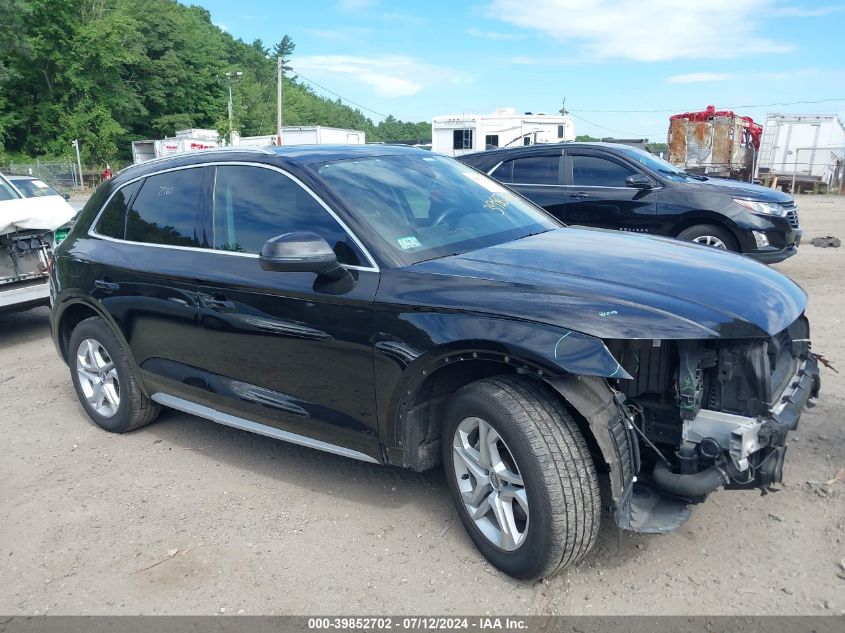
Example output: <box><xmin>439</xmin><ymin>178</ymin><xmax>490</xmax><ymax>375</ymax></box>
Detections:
<box><xmin>131</xmin><ymin>136</ymin><xmax>219</xmax><ymax>164</ymax></box>
<box><xmin>756</xmin><ymin>114</ymin><xmax>845</xmax><ymax>191</ymax></box>
<box><xmin>432</xmin><ymin>107</ymin><xmax>575</xmax><ymax>157</ymax></box>
<box><xmin>235</xmin><ymin>126</ymin><xmax>365</xmax><ymax>148</ymax></box>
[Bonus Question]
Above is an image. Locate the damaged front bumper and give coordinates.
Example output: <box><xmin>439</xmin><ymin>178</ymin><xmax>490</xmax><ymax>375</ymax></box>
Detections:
<box><xmin>616</xmin><ymin>353</ymin><xmax>819</xmax><ymax>534</ymax></box>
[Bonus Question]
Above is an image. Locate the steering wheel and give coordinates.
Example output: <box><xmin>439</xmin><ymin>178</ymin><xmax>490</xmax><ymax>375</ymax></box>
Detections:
<box><xmin>431</xmin><ymin>206</ymin><xmax>464</xmax><ymax>228</ymax></box>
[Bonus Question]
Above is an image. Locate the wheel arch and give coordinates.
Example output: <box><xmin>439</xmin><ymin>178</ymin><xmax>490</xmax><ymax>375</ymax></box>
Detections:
<box><xmin>385</xmin><ymin>333</ymin><xmax>630</xmax><ymax>480</ymax></box>
<box><xmin>53</xmin><ymin>297</ymin><xmax>151</xmax><ymax>397</ymax></box>
<box><xmin>668</xmin><ymin>210</ymin><xmax>744</xmax><ymax>246</ymax></box>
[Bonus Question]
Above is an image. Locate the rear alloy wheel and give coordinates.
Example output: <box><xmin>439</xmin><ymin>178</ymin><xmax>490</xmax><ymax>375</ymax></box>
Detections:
<box><xmin>443</xmin><ymin>375</ymin><xmax>601</xmax><ymax>579</ymax></box>
<box><xmin>677</xmin><ymin>224</ymin><xmax>738</xmax><ymax>252</ymax></box>
<box><xmin>75</xmin><ymin>338</ymin><xmax>121</xmax><ymax>418</ymax></box>
<box><xmin>68</xmin><ymin>316</ymin><xmax>160</xmax><ymax>433</ymax></box>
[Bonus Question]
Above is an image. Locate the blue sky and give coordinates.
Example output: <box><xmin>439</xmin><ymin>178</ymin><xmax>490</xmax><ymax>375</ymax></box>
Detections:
<box><xmin>194</xmin><ymin>0</ymin><xmax>845</xmax><ymax>140</ymax></box>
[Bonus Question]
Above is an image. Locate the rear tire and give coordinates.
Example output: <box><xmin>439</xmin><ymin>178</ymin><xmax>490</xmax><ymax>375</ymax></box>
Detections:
<box><xmin>676</xmin><ymin>224</ymin><xmax>739</xmax><ymax>252</ymax></box>
<box><xmin>442</xmin><ymin>375</ymin><xmax>601</xmax><ymax>579</ymax></box>
<box><xmin>68</xmin><ymin>316</ymin><xmax>160</xmax><ymax>433</ymax></box>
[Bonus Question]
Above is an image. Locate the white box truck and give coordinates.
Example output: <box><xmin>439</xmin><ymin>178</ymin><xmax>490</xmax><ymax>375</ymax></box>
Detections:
<box><xmin>756</xmin><ymin>114</ymin><xmax>845</xmax><ymax>192</ymax></box>
<box><xmin>235</xmin><ymin>126</ymin><xmax>365</xmax><ymax>148</ymax></box>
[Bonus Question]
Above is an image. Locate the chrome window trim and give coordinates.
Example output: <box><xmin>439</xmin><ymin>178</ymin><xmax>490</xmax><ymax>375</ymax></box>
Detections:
<box><xmin>88</xmin><ymin>161</ymin><xmax>380</xmax><ymax>272</ymax></box>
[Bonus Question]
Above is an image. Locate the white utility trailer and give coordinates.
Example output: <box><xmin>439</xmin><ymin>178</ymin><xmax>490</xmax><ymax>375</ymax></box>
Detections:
<box><xmin>755</xmin><ymin>114</ymin><xmax>845</xmax><ymax>192</ymax></box>
<box><xmin>432</xmin><ymin>107</ymin><xmax>575</xmax><ymax>157</ymax></box>
<box><xmin>235</xmin><ymin>126</ymin><xmax>365</xmax><ymax>148</ymax></box>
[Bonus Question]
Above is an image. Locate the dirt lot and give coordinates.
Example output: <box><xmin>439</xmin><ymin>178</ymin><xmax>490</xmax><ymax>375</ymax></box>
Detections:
<box><xmin>1</xmin><ymin>194</ymin><xmax>843</xmax><ymax>615</ymax></box>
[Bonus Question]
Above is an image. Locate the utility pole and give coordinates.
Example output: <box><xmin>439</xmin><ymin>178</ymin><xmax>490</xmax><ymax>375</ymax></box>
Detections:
<box><xmin>558</xmin><ymin>98</ymin><xmax>568</xmax><ymax>116</ymax></box>
<box><xmin>276</xmin><ymin>57</ymin><xmax>292</xmax><ymax>146</ymax></box>
<box><xmin>72</xmin><ymin>140</ymin><xmax>83</xmax><ymax>191</ymax></box>
<box><xmin>224</xmin><ymin>71</ymin><xmax>243</xmax><ymax>145</ymax></box>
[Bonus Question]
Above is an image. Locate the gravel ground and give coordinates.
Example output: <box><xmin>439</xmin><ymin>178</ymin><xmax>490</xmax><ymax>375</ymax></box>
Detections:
<box><xmin>0</xmin><ymin>194</ymin><xmax>843</xmax><ymax>615</ymax></box>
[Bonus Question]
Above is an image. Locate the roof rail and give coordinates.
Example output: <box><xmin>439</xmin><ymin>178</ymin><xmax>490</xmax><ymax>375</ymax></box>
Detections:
<box><xmin>119</xmin><ymin>145</ymin><xmax>275</xmax><ymax>175</ymax></box>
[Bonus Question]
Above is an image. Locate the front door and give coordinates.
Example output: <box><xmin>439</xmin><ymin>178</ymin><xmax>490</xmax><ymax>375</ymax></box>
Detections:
<box><xmin>562</xmin><ymin>150</ymin><xmax>658</xmax><ymax>233</ymax></box>
<box><xmin>192</xmin><ymin>164</ymin><xmax>380</xmax><ymax>459</ymax></box>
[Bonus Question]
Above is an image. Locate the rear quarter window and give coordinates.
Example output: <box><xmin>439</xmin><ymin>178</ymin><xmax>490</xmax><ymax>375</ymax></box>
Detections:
<box><xmin>94</xmin><ymin>181</ymin><xmax>140</xmax><ymax>239</ymax></box>
<box><xmin>125</xmin><ymin>168</ymin><xmax>209</xmax><ymax>247</ymax></box>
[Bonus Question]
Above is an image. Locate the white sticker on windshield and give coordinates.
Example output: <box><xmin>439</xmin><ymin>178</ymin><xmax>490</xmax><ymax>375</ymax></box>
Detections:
<box><xmin>461</xmin><ymin>171</ymin><xmax>506</xmax><ymax>193</ymax></box>
<box><xmin>31</xmin><ymin>179</ymin><xmax>49</xmax><ymax>188</ymax></box>
<box><xmin>397</xmin><ymin>236</ymin><xmax>422</xmax><ymax>250</ymax></box>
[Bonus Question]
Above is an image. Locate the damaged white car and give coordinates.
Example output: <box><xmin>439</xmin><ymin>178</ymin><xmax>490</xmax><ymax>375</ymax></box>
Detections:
<box><xmin>1</xmin><ymin>172</ymin><xmax>75</xmax><ymax>312</ymax></box>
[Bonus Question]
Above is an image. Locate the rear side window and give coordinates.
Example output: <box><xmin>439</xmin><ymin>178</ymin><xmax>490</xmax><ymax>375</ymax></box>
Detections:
<box><xmin>126</xmin><ymin>168</ymin><xmax>208</xmax><ymax>247</ymax></box>
<box><xmin>94</xmin><ymin>181</ymin><xmax>140</xmax><ymax>239</ymax></box>
<box><xmin>510</xmin><ymin>156</ymin><xmax>560</xmax><ymax>185</ymax></box>
<box><xmin>212</xmin><ymin>165</ymin><xmax>364</xmax><ymax>266</ymax></box>
<box><xmin>570</xmin><ymin>155</ymin><xmax>634</xmax><ymax>187</ymax></box>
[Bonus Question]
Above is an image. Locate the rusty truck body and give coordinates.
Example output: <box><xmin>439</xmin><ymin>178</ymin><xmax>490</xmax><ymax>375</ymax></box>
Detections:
<box><xmin>668</xmin><ymin>106</ymin><xmax>762</xmax><ymax>181</ymax></box>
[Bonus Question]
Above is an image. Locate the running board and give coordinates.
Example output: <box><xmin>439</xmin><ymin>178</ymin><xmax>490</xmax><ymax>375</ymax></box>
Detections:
<box><xmin>151</xmin><ymin>392</ymin><xmax>380</xmax><ymax>464</ymax></box>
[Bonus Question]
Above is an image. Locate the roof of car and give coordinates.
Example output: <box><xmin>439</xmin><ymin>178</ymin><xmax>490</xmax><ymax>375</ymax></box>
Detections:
<box><xmin>116</xmin><ymin>143</ymin><xmax>426</xmax><ymax>181</ymax></box>
<box><xmin>461</xmin><ymin>142</ymin><xmax>636</xmax><ymax>160</ymax></box>
<box><xmin>7</xmin><ymin>175</ymin><xmax>37</xmax><ymax>180</ymax></box>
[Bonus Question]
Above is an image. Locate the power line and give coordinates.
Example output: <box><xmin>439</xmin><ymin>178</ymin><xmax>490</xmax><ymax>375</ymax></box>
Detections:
<box><xmin>289</xmin><ymin>71</ymin><xmax>389</xmax><ymax>120</ymax></box>
<box><xmin>570</xmin><ymin>97</ymin><xmax>845</xmax><ymax>114</ymax></box>
<box><xmin>568</xmin><ymin>112</ymin><xmax>660</xmax><ymax>138</ymax></box>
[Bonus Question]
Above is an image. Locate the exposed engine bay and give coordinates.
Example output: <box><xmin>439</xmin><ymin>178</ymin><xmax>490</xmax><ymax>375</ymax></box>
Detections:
<box><xmin>603</xmin><ymin>315</ymin><xmax>820</xmax><ymax>532</ymax></box>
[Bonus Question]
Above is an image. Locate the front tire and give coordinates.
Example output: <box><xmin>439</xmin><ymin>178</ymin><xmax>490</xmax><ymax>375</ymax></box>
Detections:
<box><xmin>68</xmin><ymin>316</ymin><xmax>160</xmax><ymax>433</ymax></box>
<box><xmin>676</xmin><ymin>223</ymin><xmax>739</xmax><ymax>252</ymax></box>
<box><xmin>442</xmin><ymin>375</ymin><xmax>600</xmax><ymax>579</ymax></box>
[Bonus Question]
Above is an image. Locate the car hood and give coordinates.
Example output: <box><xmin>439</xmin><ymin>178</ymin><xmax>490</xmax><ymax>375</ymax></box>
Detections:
<box><xmin>683</xmin><ymin>176</ymin><xmax>793</xmax><ymax>203</ymax></box>
<box><xmin>408</xmin><ymin>228</ymin><xmax>806</xmax><ymax>340</ymax></box>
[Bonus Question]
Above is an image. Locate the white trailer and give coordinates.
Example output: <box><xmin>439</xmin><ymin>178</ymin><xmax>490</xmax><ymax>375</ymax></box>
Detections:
<box><xmin>235</xmin><ymin>126</ymin><xmax>365</xmax><ymax>148</ymax></box>
<box><xmin>756</xmin><ymin>114</ymin><xmax>845</xmax><ymax>191</ymax></box>
<box><xmin>131</xmin><ymin>131</ymin><xmax>219</xmax><ymax>165</ymax></box>
<box><xmin>432</xmin><ymin>107</ymin><xmax>575</xmax><ymax>157</ymax></box>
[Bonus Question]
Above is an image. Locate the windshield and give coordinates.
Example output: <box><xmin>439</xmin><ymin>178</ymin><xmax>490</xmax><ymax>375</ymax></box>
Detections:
<box><xmin>13</xmin><ymin>178</ymin><xmax>62</xmax><ymax>198</ymax></box>
<box><xmin>614</xmin><ymin>146</ymin><xmax>694</xmax><ymax>182</ymax></box>
<box><xmin>316</xmin><ymin>153</ymin><xmax>559</xmax><ymax>265</ymax></box>
<box><xmin>0</xmin><ymin>174</ymin><xmax>21</xmax><ymax>201</ymax></box>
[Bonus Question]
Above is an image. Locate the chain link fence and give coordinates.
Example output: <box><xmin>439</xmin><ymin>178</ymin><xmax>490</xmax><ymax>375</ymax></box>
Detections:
<box><xmin>7</xmin><ymin>162</ymin><xmax>81</xmax><ymax>193</ymax></box>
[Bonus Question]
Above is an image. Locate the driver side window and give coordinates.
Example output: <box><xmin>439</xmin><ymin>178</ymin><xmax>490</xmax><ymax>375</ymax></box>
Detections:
<box><xmin>212</xmin><ymin>165</ymin><xmax>365</xmax><ymax>266</ymax></box>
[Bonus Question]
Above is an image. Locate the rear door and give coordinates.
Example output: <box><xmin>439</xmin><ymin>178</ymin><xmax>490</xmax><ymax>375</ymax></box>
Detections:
<box><xmin>562</xmin><ymin>149</ymin><xmax>658</xmax><ymax>232</ymax></box>
<box><xmin>191</xmin><ymin>163</ymin><xmax>381</xmax><ymax>459</ymax></box>
<box><xmin>86</xmin><ymin>167</ymin><xmax>211</xmax><ymax>399</ymax></box>
<box><xmin>488</xmin><ymin>151</ymin><xmax>567</xmax><ymax>219</ymax></box>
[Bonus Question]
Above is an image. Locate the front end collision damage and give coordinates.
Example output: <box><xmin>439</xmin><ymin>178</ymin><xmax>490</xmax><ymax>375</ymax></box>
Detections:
<box><xmin>381</xmin><ymin>307</ymin><xmax>821</xmax><ymax>537</ymax></box>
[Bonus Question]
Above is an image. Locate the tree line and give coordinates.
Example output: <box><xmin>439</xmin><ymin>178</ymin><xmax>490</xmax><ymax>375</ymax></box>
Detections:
<box><xmin>0</xmin><ymin>0</ymin><xmax>431</xmax><ymax>165</ymax></box>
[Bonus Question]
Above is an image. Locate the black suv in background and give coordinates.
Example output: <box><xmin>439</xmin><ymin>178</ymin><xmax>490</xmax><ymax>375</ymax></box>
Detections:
<box><xmin>458</xmin><ymin>143</ymin><xmax>801</xmax><ymax>263</ymax></box>
<box><xmin>50</xmin><ymin>145</ymin><xmax>818</xmax><ymax>579</ymax></box>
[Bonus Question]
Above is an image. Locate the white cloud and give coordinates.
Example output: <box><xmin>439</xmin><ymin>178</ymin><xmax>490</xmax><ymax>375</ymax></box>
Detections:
<box><xmin>292</xmin><ymin>55</ymin><xmax>469</xmax><ymax>98</ymax></box>
<box><xmin>467</xmin><ymin>27</ymin><xmax>526</xmax><ymax>40</ymax></box>
<box><xmin>667</xmin><ymin>72</ymin><xmax>735</xmax><ymax>83</ymax></box>
<box><xmin>487</xmin><ymin>0</ymin><xmax>794</xmax><ymax>61</ymax></box>
<box><xmin>770</xmin><ymin>4</ymin><xmax>844</xmax><ymax>17</ymax></box>
<box><xmin>381</xmin><ymin>11</ymin><xmax>429</xmax><ymax>25</ymax></box>
<box><xmin>337</xmin><ymin>0</ymin><xmax>377</xmax><ymax>11</ymax></box>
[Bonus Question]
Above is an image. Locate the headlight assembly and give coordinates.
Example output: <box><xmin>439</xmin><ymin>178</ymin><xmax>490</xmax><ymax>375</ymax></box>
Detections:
<box><xmin>733</xmin><ymin>197</ymin><xmax>785</xmax><ymax>216</ymax></box>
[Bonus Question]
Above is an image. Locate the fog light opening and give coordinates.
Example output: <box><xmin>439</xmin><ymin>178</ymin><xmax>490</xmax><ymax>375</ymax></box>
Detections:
<box><xmin>752</xmin><ymin>231</ymin><xmax>769</xmax><ymax>248</ymax></box>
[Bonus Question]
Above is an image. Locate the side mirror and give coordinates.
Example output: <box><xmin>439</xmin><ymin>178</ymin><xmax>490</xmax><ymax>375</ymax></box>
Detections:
<box><xmin>259</xmin><ymin>231</ymin><xmax>344</xmax><ymax>278</ymax></box>
<box><xmin>625</xmin><ymin>174</ymin><xmax>656</xmax><ymax>189</ymax></box>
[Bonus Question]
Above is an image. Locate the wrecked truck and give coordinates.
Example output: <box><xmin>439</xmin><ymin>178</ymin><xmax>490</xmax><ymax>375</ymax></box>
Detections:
<box><xmin>50</xmin><ymin>146</ymin><xmax>820</xmax><ymax>580</ymax></box>
<box><xmin>1</xmin><ymin>172</ymin><xmax>75</xmax><ymax>312</ymax></box>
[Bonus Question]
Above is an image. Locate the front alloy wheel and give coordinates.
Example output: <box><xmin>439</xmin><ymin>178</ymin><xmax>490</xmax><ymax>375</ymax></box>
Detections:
<box><xmin>443</xmin><ymin>376</ymin><xmax>601</xmax><ymax>579</ymax></box>
<box><xmin>691</xmin><ymin>235</ymin><xmax>727</xmax><ymax>249</ymax></box>
<box><xmin>452</xmin><ymin>416</ymin><xmax>529</xmax><ymax>551</ymax></box>
<box><xmin>76</xmin><ymin>338</ymin><xmax>120</xmax><ymax>417</ymax></box>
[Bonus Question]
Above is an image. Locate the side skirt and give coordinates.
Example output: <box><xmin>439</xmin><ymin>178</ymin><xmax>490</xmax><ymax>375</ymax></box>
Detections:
<box><xmin>150</xmin><ymin>392</ymin><xmax>380</xmax><ymax>464</ymax></box>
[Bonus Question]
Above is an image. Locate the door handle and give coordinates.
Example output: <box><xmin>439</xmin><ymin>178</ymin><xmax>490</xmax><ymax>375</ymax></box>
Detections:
<box><xmin>94</xmin><ymin>278</ymin><xmax>119</xmax><ymax>293</ymax></box>
<box><xmin>201</xmin><ymin>294</ymin><xmax>236</xmax><ymax>311</ymax></box>
<box><xmin>571</xmin><ymin>191</ymin><xmax>591</xmax><ymax>199</ymax></box>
